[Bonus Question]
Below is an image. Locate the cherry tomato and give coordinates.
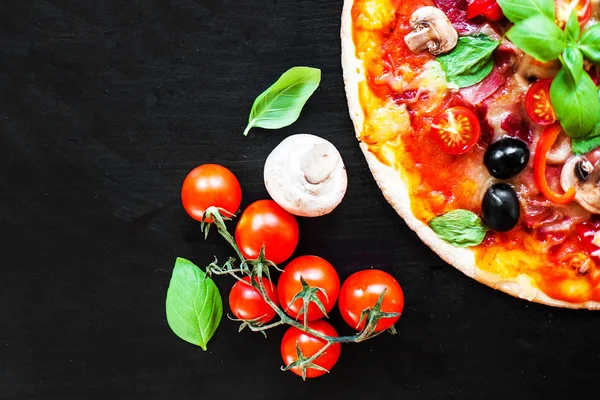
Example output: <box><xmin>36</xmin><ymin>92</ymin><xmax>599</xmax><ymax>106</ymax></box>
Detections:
<box><xmin>338</xmin><ymin>269</ymin><xmax>404</xmax><ymax>332</ymax></box>
<box><xmin>235</xmin><ymin>200</ymin><xmax>299</xmax><ymax>264</ymax></box>
<box><xmin>431</xmin><ymin>107</ymin><xmax>481</xmax><ymax>155</ymax></box>
<box><xmin>556</xmin><ymin>0</ymin><xmax>592</xmax><ymax>28</ymax></box>
<box><xmin>181</xmin><ymin>164</ymin><xmax>242</xmax><ymax>222</ymax></box>
<box><xmin>533</xmin><ymin>124</ymin><xmax>576</xmax><ymax>204</ymax></box>
<box><xmin>525</xmin><ymin>79</ymin><xmax>556</xmax><ymax>126</ymax></box>
<box><xmin>278</xmin><ymin>256</ymin><xmax>340</xmax><ymax>322</ymax></box>
<box><xmin>467</xmin><ymin>0</ymin><xmax>504</xmax><ymax>21</ymax></box>
<box><xmin>229</xmin><ymin>277</ymin><xmax>279</xmax><ymax>324</ymax></box>
<box><xmin>280</xmin><ymin>320</ymin><xmax>341</xmax><ymax>379</ymax></box>
<box><xmin>576</xmin><ymin>220</ymin><xmax>600</xmax><ymax>260</ymax></box>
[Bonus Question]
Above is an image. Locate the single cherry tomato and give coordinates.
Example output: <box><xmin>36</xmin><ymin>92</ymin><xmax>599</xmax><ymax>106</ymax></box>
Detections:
<box><xmin>229</xmin><ymin>277</ymin><xmax>279</xmax><ymax>324</ymax></box>
<box><xmin>467</xmin><ymin>0</ymin><xmax>504</xmax><ymax>21</ymax></box>
<box><xmin>533</xmin><ymin>124</ymin><xmax>576</xmax><ymax>204</ymax></box>
<box><xmin>278</xmin><ymin>256</ymin><xmax>340</xmax><ymax>322</ymax></box>
<box><xmin>181</xmin><ymin>164</ymin><xmax>242</xmax><ymax>222</ymax></box>
<box><xmin>431</xmin><ymin>107</ymin><xmax>481</xmax><ymax>155</ymax></box>
<box><xmin>235</xmin><ymin>200</ymin><xmax>299</xmax><ymax>264</ymax></box>
<box><xmin>556</xmin><ymin>0</ymin><xmax>592</xmax><ymax>28</ymax></box>
<box><xmin>280</xmin><ymin>320</ymin><xmax>341</xmax><ymax>379</ymax></box>
<box><xmin>576</xmin><ymin>220</ymin><xmax>600</xmax><ymax>260</ymax></box>
<box><xmin>525</xmin><ymin>79</ymin><xmax>556</xmax><ymax>126</ymax></box>
<box><xmin>338</xmin><ymin>269</ymin><xmax>404</xmax><ymax>332</ymax></box>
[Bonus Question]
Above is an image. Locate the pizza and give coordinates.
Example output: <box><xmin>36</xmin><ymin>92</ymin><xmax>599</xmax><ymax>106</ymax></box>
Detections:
<box><xmin>341</xmin><ymin>0</ymin><xmax>600</xmax><ymax>307</ymax></box>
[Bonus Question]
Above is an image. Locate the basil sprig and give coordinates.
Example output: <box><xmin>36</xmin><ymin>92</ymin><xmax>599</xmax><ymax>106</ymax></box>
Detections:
<box><xmin>429</xmin><ymin>209</ymin><xmax>489</xmax><ymax>248</ymax></box>
<box><xmin>437</xmin><ymin>34</ymin><xmax>499</xmax><ymax>88</ymax></box>
<box><xmin>243</xmin><ymin>67</ymin><xmax>321</xmax><ymax>136</ymax></box>
<box><xmin>498</xmin><ymin>0</ymin><xmax>600</xmax><ymax>139</ymax></box>
<box><xmin>165</xmin><ymin>258</ymin><xmax>223</xmax><ymax>350</ymax></box>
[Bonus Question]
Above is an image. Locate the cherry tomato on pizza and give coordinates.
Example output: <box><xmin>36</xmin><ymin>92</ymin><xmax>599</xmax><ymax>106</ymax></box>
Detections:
<box><xmin>430</xmin><ymin>107</ymin><xmax>481</xmax><ymax>155</ymax></box>
<box><xmin>556</xmin><ymin>0</ymin><xmax>592</xmax><ymax>27</ymax></box>
<box><xmin>278</xmin><ymin>255</ymin><xmax>340</xmax><ymax>322</ymax></box>
<box><xmin>525</xmin><ymin>79</ymin><xmax>556</xmax><ymax>126</ymax></box>
<box><xmin>235</xmin><ymin>200</ymin><xmax>299</xmax><ymax>264</ymax></box>
<box><xmin>338</xmin><ymin>269</ymin><xmax>404</xmax><ymax>332</ymax></box>
<box><xmin>280</xmin><ymin>320</ymin><xmax>341</xmax><ymax>379</ymax></box>
<box><xmin>467</xmin><ymin>0</ymin><xmax>504</xmax><ymax>21</ymax></box>
<box><xmin>181</xmin><ymin>164</ymin><xmax>242</xmax><ymax>222</ymax></box>
<box><xmin>229</xmin><ymin>277</ymin><xmax>279</xmax><ymax>324</ymax></box>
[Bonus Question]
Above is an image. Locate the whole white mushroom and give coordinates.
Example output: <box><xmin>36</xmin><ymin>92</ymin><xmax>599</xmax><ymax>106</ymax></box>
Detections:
<box><xmin>264</xmin><ymin>134</ymin><xmax>348</xmax><ymax>217</ymax></box>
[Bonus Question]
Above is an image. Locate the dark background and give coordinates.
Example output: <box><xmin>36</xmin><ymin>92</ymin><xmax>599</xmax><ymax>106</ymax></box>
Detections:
<box><xmin>1</xmin><ymin>0</ymin><xmax>599</xmax><ymax>399</ymax></box>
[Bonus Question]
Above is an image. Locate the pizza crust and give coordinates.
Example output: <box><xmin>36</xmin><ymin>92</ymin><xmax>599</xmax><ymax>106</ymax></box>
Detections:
<box><xmin>341</xmin><ymin>0</ymin><xmax>600</xmax><ymax>309</ymax></box>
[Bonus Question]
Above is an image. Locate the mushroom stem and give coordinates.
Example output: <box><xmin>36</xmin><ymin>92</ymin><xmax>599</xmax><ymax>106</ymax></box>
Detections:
<box><xmin>404</xmin><ymin>6</ymin><xmax>458</xmax><ymax>55</ymax></box>
<box><xmin>299</xmin><ymin>142</ymin><xmax>340</xmax><ymax>184</ymax></box>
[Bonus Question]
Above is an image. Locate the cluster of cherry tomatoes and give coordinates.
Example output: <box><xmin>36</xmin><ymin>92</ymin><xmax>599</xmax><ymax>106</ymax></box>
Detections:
<box><xmin>181</xmin><ymin>164</ymin><xmax>405</xmax><ymax>378</ymax></box>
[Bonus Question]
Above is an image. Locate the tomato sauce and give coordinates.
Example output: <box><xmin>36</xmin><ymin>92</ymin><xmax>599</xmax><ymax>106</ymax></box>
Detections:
<box><xmin>350</xmin><ymin>0</ymin><xmax>600</xmax><ymax>303</ymax></box>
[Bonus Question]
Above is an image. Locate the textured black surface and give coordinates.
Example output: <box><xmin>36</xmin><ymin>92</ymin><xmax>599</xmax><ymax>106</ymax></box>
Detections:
<box><xmin>1</xmin><ymin>1</ymin><xmax>600</xmax><ymax>399</ymax></box>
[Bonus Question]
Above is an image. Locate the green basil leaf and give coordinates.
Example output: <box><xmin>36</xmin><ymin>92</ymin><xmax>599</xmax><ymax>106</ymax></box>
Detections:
<box><xmin>429</xmin><ymin>209</ymin><xmax>489</xmax><ymax>248</ymax></box>
<box><xmin>497</xmin><ymin>0</ymin><xmax>554</xmax><ymax>23</ymax></box>
<box><xmin>563</xmin><ymin>45</ymin><xmax>584</xmax><ymax>83</ymax></box>
<box><xmin>437</xmin><ymin>35</ymin><xmax>499</xmax><ymax>88</ymax></box>
<box><xmin>565</xmin><ymin>11</ymin><xmax>581</xmax><ymax>43</ymax></box>
<box><xmin>572</xmin><ymin>136</ymin><xmax>600</xmax><ymax>155</ymax></box>
<box><xmin>550</xmin><ymin>68</ymin><xmax>600</xmax><ymax>138</ymax></box>
<box><xmin>243</xmin><ymin>66</ymin><xmax>321</xmax><ymax>136</ymax></box>
<box><xmin>580</xmin><ymin>24</ymin><xmax>600</xmax><ymax>64</ymax></box>
<box><xmin>165</xmin><ymin>257</ymin><xmax>223</xmax><ymax>350</ymax></box>
<box><xmin>506</xmin><ymin>16</ymin><xmax>565</xmax><ymax>62</ymax></box>
<box><xmin>571</xmin><ymin>89</ymin><xmax>600</xmax><ymax>154</ymax></box>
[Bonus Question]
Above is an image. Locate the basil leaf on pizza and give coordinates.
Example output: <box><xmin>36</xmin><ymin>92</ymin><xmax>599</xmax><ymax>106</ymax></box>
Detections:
<box><xmin>550</xmin><ymin>68</ymin><xmax>599</xmax><ymax>138</ymax></box>
<box><xmin>505</xmin><ymin>15</ymin><xmax>565</xmax><ymax>62</ymax></box>
<box><xmin>579</xmin><ymin>24</ymin><xmax>600</xmax><ymax>64</ymax></box>
<box><xmin>429</xmin><ymin>210</ymin><xmax>489</xmax><ymax>248</ymax></box>
<box><xmin>497</xmin><ymin>0</ymin><xmax>555</xmax><ymax>23</ymax></box>
<box><xmin>243</xmin><ymin>67</ymin><xmax>321</xmax><ymax>136</ymax></box>
<box><xmin>571</xmin><ymin>89</ymin><xmax>600</xmax><ymax>154</ymax></box>
<box><xmin>436</xmin><ymin>35</ymin><xmax>499</xmax><ymax>88</ymax></box>
<box><xmin>564</xmin><ymin>11</ymin><xmax>581</xmax><ymax>44</ymax></box>
<box><xmin>563</xmin><ymin>45</ymin><xmax>584</xmax><ymax>83</ymax></box>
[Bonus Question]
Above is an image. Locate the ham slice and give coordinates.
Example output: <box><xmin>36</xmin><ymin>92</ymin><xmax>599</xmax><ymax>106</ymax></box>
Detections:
<box><xmin>459</xmin><ymin>66</ymin><xmax>506</xmax><ymax>105</ymax></box>
<box><xmin>433</xmin><ymin>0</ymin><xmax>481</xmax><ymax>33</ymax></box>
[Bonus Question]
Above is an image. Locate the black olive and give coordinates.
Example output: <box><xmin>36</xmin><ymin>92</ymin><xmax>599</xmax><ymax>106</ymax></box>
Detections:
<box><xmin>482</xmin><ymin>183</ymin><xmax>520</xmax><ymax>232</ymax></box>
<box><xmin>483</xmin><ymin>138</ymin><xmax>530</xmax><ymax>179</ymax></box>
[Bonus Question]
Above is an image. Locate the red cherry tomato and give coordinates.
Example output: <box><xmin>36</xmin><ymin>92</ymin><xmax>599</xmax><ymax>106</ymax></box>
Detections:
<box><xmin>235</xmin><ymin>200</ymin><xmax>299</xmax><ymax>264</ymax></box>
<box><xmin>229</xmin><ymin>277</ymin><xmax>278</xmax><ymax>324</ymax></box>
<box><xmin>181</xmin><ymin>164</ymin><xmax>242</xmax><ymax>222</ymax></box>
<box><xmin>431</xmin><ymin>107</ymin><xmax>481</xmax><ymax>155</ymax></box>
<box><xmin>556</xmin><ymin>0</ymin><xmax>592</xmax><ymax>28</ymax></box>
<box><xmin>467</xmin><ymin>0</ymin><xmax>504</xmax><ymax>21</ymax></box>
<box><xmin>280</xmin><ymin>320</ymin><xmax>341</xmax><ymax>379</ymax></box>
<box><xmin>278</xmin><ymin>256</ymin><xmax>340</xmax><ymax>322</ymax></box>
<box><xmin>525</xmin><ymin>79</ymin><xmax>557</xmax><ymax>126</ymax></box>
<box><xmin>338</xmin><ymin>269</ymin><xmax>404</xmax><ymax>332</ymax></box>
<box><xmin>576</xmin><ymin>220</ymin><xmax>600</xmax><ymax>260</ymax></box>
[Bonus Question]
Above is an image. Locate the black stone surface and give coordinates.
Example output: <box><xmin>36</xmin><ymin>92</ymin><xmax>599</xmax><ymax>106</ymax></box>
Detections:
<box><xmin>1</xmin><ymin>1</ymin><xmax>599</xmax><ymax>398</ymax></box>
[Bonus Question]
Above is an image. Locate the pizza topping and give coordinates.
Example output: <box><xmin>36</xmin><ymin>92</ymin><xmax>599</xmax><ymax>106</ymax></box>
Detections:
<box><xmin>525</xmin><ymin>79</ymin><xmax>557</xmax><ymax>126</ymax></box>
<box><xmin>576</xmin><ymin>219</ymin><xmax>600</xmax><ymax>259</ymax></box>
<box><xmin>436</xmin><ymin>34</ymin><xmax>499</xmax><ymax>87</ymax></box>
<box><xmin>263</xmin><ymin>134</ymin><xmax>347</xmax><ymax>217</ymax></box>
<box><xmin>483</xmin><ymin>137</ymin><xmax>529</xmax><ymax>179</ymax></box>
<box><xmin>546</xmin><ymin>132</ymin><xmax>573</xmax><ymax>164</ymax></box>
<box><xmin>404</xmin><ymin>6</ymin><xmax>459</xmax><ymax>55</ymax></box>
<box><xmin>534</xmin><ymin>125</ymin><xmax>578</xmax><ymax>204</ymax></box>
<box><xmin>482</xmin><ymin>183</ymin><xmax>521</xmax><ymax>231</ymax></box>
<box><xmin>515</xmin><ymin>55</ymin><xmax>561</xmax><ymax>85</ymax></box>
<box><xmin>560</xmin><ymin>156</ymin><xmax>600</xmax><ymax>213</ymax></box>
<box><xmin>431</xmin><ymin>106</ymin><xmax>482</xmax><ymax>154</ymax></box>
<box><xmin>467</xmin><ymin>0</ymin><xmax>505</xmax><ymax>21</ymax></box>
<box><xmin>429</xmin><ymin>209</ymin><xmax>489</xmax><ymax>247</ymax></box>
